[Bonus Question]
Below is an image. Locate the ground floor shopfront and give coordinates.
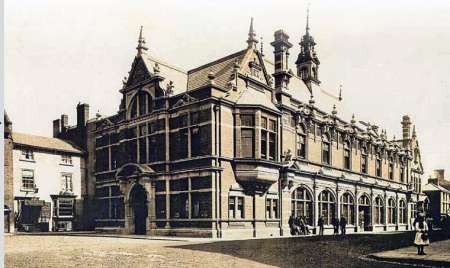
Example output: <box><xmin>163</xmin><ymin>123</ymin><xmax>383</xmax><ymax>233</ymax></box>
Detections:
<box><xmin>94</xmin><ymin>162</ymin><xmax>424</xmax><ymax>238</ymax></box>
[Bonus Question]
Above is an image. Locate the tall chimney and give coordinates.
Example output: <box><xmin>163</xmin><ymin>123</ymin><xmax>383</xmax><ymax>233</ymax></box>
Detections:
<box><xmin>61</xmin><ymin>114</ymin><xmax>68</xmax><ymax>131</ymax></box>
<box><xmin>77</xmin><ymin>103</ymin><xmax>90</xmax><ymax>127</ymax></box>
<box><xmin>401</xmin><ymin>115</ymin><xmax>411</xmax><ymax>147</ymax></box>
<box><xmin>53</xmin><ymin>119</ymin><xmax>61</xmax><ymax>138</ymax></box>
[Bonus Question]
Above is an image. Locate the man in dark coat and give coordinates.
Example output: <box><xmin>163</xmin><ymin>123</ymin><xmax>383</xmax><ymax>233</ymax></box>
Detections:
<box><xmin>332</xmin><ymin>217</ymin><xmax>340</xmax><ymax>235</ymax></box>
<box><xmin>318</xmin><ymin>216</ymin><xmax>325</xmax><ymax>236</ymax></box>
<box><xmin>340</xmin><ymin>216</ymin><xmax>347</xmax><ymax>235</ymax></box>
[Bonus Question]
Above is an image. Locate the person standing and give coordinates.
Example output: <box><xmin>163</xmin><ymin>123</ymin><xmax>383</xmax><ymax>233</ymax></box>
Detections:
<box><xmin>332</xmin><ymin>217</ymin><xmax>340</xmax><ymax>235</ymax></box>
<box><xmin>318</xmin><ymin>216</ymin><xmax>325</xmax><ymax>236</ymax></box>
<box><xmin>340</xmin><ymin>216</ymin><xmax>347</xmax><ymax>235</ymax></box>
<box><xmin>414</xmin><ymin>215</ymin><xmax>430</xmax><ymax>255</ymax></box>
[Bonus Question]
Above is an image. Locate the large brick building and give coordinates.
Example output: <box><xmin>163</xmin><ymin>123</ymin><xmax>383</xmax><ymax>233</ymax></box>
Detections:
<box><xmin>55</xmin><ymin>17</ymin><xmax>426</xmax><ymax>238</ymax></box>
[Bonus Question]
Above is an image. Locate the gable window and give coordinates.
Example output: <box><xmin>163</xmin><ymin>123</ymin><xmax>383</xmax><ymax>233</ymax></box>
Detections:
<box><xmin>21</xmin><ymin>149</ymin><xmax>34</xmax><ymax>161</ymax></box>
<box><xmin>343</xmin><ymin>141</ymin><xmax>351</xmax><ymax>170</ymax></box>
<box><xmin>322</xmin><ymin>135</ymin><xmax>331</xmax><ymax>165</ymax></box>
<box><xmin>21</xmin><ymin>170</ymin><xmax>35</xmax><ymax>190</ymax></box>
<box><xmin>361</xmin><ymin>147</ymin><xmax>368</xmax><ymax>174</ymax></box>
<box><xmin>61</xmin><ymin>173</ymin><xmax>73</xmax><ymax>193</ymax></box>
<box><xmin>229</xmin><ymin>196</ymin><xmax>244</xmax><ymax>219</ymax></box>
<box><xmin>240</xmin><ymin>114</ymin><xmax>255</xmax><ymax>158</ymax></box>
<box><xmin>61</xmin><ymin>155</ymin><xmax>72</xmax><ymax>165</ymax></box>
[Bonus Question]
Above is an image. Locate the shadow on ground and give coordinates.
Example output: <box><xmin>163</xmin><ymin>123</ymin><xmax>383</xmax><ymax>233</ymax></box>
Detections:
<box><xmin>171</xmin><ymin>231</ymin><xmax>450</xmax><ymax>268</ymax></box>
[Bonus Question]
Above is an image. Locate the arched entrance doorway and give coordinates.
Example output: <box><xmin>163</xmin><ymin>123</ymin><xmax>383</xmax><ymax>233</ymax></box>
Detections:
<box><xmin>129</xmin><ymin>184</ymin><xmax>148</xmax><ymax>235</ymax></box>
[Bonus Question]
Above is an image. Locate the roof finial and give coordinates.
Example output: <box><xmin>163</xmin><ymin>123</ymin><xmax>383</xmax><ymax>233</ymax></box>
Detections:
<box><xmin>338</xmin><ymin>84</ymin><xmax>343</xmax><ymax>101</ymax></box>
<box><xmin>247</xmin><ymin>17</ymin><xmax>258</xmax><ymax>49</ymax></box>
<box><xmin>260</xmin><ymin>37</ymin><xmax>264</xmax><ymax>56</ymax></box>
<box><xmin>306</xmin><ymin>3</ymin><xmax>311</xmax><ymax>34</ymax></box>
<box><xmin>136</xmin><ymin>25</ymin><xmax>148</xmax><ymax>56</ymax></box>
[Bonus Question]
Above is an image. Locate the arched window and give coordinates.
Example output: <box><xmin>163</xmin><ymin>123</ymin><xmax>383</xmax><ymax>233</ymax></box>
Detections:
<box><xmin>130</xmin><ymin>91</ymin><xmax>153</xmax><ymax>119</ymax></box>
<box><xmin>361</xmin><ymin>146</ymin><xmax>368</xmax><ymax>174</ymax></box>
<box><xmin>374</xmin><ymin>196</ymin><xmax>384</xmax><ymax>225</ymax></box>
<box><xmin>399</xmin><ymin>200</ymin><xmax>407</xmax><ymax>224</ymax></box>
<box><xmin>322</xmin><ymin>135</ymin><xmax>331</xmax><ymax>165</ymax></box>
<box><xmin>318</xmin><ymin>190</ymin><xmax>335</xmax><ymax>225</ymax></box>
<box><xmin>358</xmin><ymin>195</ymin><xmax>371</xmax><ymax>206</ymax></box>
<box><xmin>343</xmin><ymin>141</ymin><xmax>351</xmax><ymax>170</ymax></box>
<box><xmin>291</xmin><ymin>187</ymin><xmax>313</xmax><ymax>225</ymax></box>
<box><xmin>387</xmin><ymin>198</ymin><xmax>396</xmax><ymax>224</ymax></box>
<box><xmin>297</xmin><ymin>126</ymin><xmax>307</xmax><ymax>159</ymax></box>
<box><xmin>340</xmin><ymin>192</ymin><xmax>354</xmax><ymax>225</ymax></box>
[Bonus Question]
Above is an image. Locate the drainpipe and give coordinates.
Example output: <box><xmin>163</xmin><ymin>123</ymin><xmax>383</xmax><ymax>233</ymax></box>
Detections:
<box><xmin>213</xmin><ymin>104</ymin><xmax>220</xmax><ymax>238</ymax></box>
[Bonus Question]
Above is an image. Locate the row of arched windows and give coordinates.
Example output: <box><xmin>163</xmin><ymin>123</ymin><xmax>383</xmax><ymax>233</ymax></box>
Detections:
<box><xmin>291</xmin><ymin>187</ymin><xmax>408</xmax><ymax>226</ymax></box>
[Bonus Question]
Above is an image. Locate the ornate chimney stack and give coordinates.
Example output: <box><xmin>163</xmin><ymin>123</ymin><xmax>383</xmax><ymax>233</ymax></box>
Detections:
<box><xmin>271</xmin><ymin>29</ymin><xmax>293</xmax><ymax>94</ymax></box>
<box><xmin>401</xmin><ymin>115</ymin><xmax>411</xmax><ymax>147</ymax></box>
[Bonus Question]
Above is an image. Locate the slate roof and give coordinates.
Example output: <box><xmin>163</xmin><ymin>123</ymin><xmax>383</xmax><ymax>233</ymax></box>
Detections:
<box><xmin>142</xmin><ymin>55</ymin><xmax>188</xmax><ymax>95</ymax></box>
<box><xmin>12</xmin><ymin>132</ymin><xmax>83</xmax><ymax>154</ymax></box>
<box><xmin>187</xmin><ymin>50</ymin><xmax>247</xmax><ymax>90</ymax></box>
<box><xmin>423</xmin><ymin>183</ymin><xmax>450</xmax><ymax>193</ymax></box>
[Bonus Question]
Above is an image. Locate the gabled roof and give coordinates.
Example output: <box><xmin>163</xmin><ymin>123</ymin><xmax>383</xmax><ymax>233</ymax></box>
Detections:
<box><xmin>187</xmin><ymin>49</ymin><xmax>247</xmax><ymax>90</ymax></box>
<box><xmin>12</xmin><ymin>132</ymin><xmax>83</xmax><ymax>154</ymax></box>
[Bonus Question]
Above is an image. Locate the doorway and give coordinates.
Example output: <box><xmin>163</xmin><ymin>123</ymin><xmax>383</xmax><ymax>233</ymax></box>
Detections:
<box><xmin>130</xmin><ymin>184</ymin><xmax>148</xmax><ymax>235</ymax></box>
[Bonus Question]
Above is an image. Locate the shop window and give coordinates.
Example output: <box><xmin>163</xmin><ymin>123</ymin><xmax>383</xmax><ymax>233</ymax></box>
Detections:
<box><xmin>191</xmin><ymin>192</ymin><xmax>212</xmax><ymax>218</ymax></box>
<box><xmin>191</xmin><ymin>176</ymin><xmax>212</xmax><ymax>190</ymax></box>
<box><xmin>170</xmin><ymin>193</ymin><xmax>188</xmax><ymax>219</ymax></box>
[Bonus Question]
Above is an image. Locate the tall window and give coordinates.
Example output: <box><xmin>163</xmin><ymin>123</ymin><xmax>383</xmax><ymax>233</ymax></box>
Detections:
<box><xmin>240</xmin><ymin>114</ymin><xmax>255</xmax><ymax>158</ymax></box>
<box><xmin>21</xmin><ymin>170</ymin><xmax>35</xmax><ymax>190</ymax></box>
<box><xmin>387</xmin><ymin>198</ymin><xmax>396</xmax><ymax>224</ymax></box>
<box><xmin>341</xmin><ymin>193</ymin><xmax>355</xmax><ymax>225</ymax></box>
<box><xmin>260</xmin><ymin>117</ymin><xmax>277</xmax><ymax>160</ymax></box>
<box><xmin>400</xmin><ymin>164</ymin><xmax>405</xmax><ymax>183</ymax></box>
<box><xmin>399</xmin><ymin>200</ymin><xmax>406</xmax><ymax>224</ymax></box>
<box><xmin>229</xmin><ymin>196</ymin><xmax>244</xmax><ymax>219</ymax></box>
<box><xmin>318</xmin><ymin>190</ymin><xmax>335</xmax><ymax>225</ymax></box>
<box><xmin>374</xmin><ymin>196</ymin><xmax>384</xmax><ymax>225</ymax></box>
<box><xmin>361</xmin><ymin>147</ymin><xmax>368</xmax><ymax>174</ymax></box>
<box><xmin>388</xmin><ymin>159</ymin><xmax>394</xmax><ymax>180</ymax></box>
<box><xmin>322</xmin><ymin>135</ymin><xmax>331</xmax><ymax>165</ymax></box>
<box><xmin>266</xmin><ymin>198</ymin><xmax>279</xmax><ymax>219</ymax></box>
<box><xmin>343</xmin><ymin>141</ymin><xmax>351</xmax><ymax>170</ymax></box>
<box><xmin>61</xmin><ymin>173</ymin><xmax>73</xmax><ymax>192</ymax></box>
<box><xmin>297</xmin><ymin>135</ymin><xmax>306</xmax><ymax>159</ymax></box>
<box><xmin>291</xmin><ymin>187</ymin><xmax>313</xmax><ymax>225</ymax></box>
<box><xmin>21</xmin><ymin>149</ymin><xmax>34</xmax><ymax>161</ymax></box>
<box><xmin>358</xmin><ymin>195</ymin><xmax>370</xmax><ymax>206</ymax></box>
<box><xmin>375</xmin><ymin>154</ymin><xmax>382</xmax><ymax>177</ymax></box>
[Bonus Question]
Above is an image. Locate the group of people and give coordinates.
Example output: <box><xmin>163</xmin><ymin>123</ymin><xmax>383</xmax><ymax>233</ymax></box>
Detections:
<box><xmin>288</xmin><ymin>216</ymin><xmax>311</xmax><ymax>235</ymax></box>
<box><xmin>318</xmin><ymin>215</ymin><xmax>348</xmax><ymax>235</ymax></box>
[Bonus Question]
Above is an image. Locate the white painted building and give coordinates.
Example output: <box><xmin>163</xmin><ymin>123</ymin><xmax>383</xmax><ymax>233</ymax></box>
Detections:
<box><xmin>12</xmin><ymin>132</ymin><xmax>85</xmax><ymax>231</ymax></box>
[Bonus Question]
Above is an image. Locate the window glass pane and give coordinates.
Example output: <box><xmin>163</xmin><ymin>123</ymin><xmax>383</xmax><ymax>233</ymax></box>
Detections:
<box><xmin>241</xmin><ymin>114</ymin><xmax>254</xmax><ymax>127</ymax></box>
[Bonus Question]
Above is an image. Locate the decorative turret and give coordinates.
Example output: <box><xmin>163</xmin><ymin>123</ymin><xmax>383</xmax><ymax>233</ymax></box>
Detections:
<box><xmin>271</xmin><ymin>30</ymin><xmax>293</xmax><ymax>92</ymax></box>
<box><xmin>247</xmin><ymin>18</ymin><xmax>258</xmax><ymax>49</ymax></box>
<box><xmin>136</xmin><ymin>26</ymin><xmax>148</xmax><ymax>56</ymax></box>
<box><xmin>295</xmin><ymin>6</ymin><xmax>320</xmax><ymax>89</ymax></box>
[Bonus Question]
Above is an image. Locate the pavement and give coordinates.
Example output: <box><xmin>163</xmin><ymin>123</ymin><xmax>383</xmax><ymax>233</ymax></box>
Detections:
<box><xmin>368</xmin><ymin>238</ymin><xmax>450</xmax><ymax>267</ymax></box>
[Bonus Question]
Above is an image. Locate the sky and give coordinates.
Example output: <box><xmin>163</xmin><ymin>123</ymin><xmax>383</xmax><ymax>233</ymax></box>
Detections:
<box><xmin>5</xmin><ymin>0</ymin><xmax>450</xmax><ymax>178</ymax></box>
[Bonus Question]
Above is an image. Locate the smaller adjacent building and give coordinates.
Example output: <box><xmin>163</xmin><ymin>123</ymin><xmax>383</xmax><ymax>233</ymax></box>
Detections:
<box><xmin>12</xmin><ymin>132</ymin><xmax>85</xmax><ymax>232</ymax></box>
<box><xmin>424</xmin><ymin>169</ymin><xmax>450</xmax><ymax>226</ymax></box>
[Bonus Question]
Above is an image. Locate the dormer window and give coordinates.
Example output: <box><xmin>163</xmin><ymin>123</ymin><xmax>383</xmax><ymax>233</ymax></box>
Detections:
<box><xmin>21</xmin><ymin>149</ymin><xmax>34</xmax><ymax>161</ymax></box>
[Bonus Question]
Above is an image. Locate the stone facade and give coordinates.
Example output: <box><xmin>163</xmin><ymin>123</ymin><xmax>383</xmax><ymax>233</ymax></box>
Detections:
<box><xmin>55</xmin><ymin>19</ymin><xmax>426</xmax><ymax>238</ymax></box>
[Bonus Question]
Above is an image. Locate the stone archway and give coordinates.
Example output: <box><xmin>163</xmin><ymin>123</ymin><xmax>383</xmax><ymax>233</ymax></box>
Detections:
<box><xmin>129</xmin><ymin>184</ymin><xmax>148</xmax><ymax>235</ymax></box>
<box><xmin>115</xmin><ymin>163</ymin><xmax>155</xmax><ymax>235</ymax></box>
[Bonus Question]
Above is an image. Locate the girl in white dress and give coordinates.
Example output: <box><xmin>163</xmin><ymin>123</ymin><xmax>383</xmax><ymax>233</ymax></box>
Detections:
<box><xmin>414</xmin><ymin>216</ymin><xmax>430</xmax><ymax>255</ymax></box>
